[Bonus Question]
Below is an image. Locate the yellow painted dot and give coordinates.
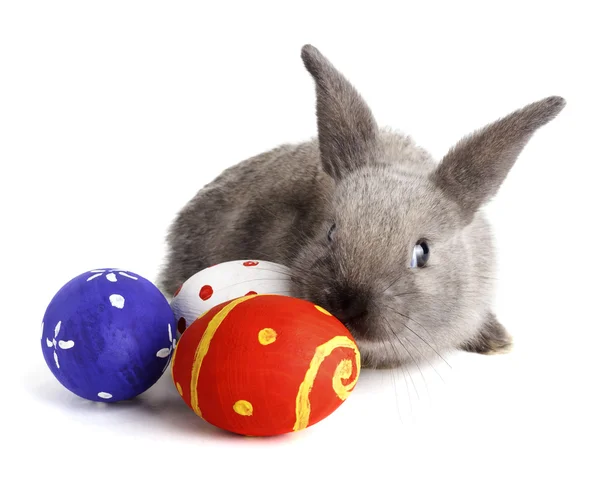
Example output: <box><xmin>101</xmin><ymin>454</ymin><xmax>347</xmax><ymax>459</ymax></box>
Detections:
<box><xmin>176</xmin><ymin>382</ymin><xmax>183</xmax><ymax>396</ymax></box>
<box><xmin>258</xmin><ymin>327</ymin><xmax>277</xmax><ymax>345</ymax></box>
<box><xmin>233</xmin><ymin>400</ymin><xmax>253</xmax><ymax>416</ymax></box>
<box><xmin>314</xmin><ymin>305</ymin><xmax>332</xmax><ymax>316</ymax></box>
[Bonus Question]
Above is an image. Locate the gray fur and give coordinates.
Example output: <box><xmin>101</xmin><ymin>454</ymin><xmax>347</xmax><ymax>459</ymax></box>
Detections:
<box><xmin>157</xmin><ymin>45</ymin><xmax>565</xmax><ymax>369</ymax></box>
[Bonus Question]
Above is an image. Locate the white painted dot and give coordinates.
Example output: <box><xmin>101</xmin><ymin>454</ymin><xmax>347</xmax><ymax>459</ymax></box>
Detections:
<box><xmin>58</xmin><ymin>340</ymin><xmax>75</xmax><ymax>349</ymax></box>
<box><xmin>106</xmin><ymin>273</ymin><xmax>117</xmax><ymax>282</ymax></box>
<box><xmin>109</xmin><ymin>294</ymin><xmax>125</xmax><ymax>309</ymax></box>
<box><xmin>156</xmin><ymin>348</ymin><xmax>170</xmax><ymax>358</ymax></box>
<box><xmin>98</xmin><ymin>392</ymin><xmax>112</xmax><ymax>399</ymax></box>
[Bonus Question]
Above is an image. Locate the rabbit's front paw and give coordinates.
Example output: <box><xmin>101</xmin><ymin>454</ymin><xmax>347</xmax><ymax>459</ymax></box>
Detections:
<box><xmin>460</xmin><ymin>313</ymin><xmax>513</xmax><ymax>355</ymax></box>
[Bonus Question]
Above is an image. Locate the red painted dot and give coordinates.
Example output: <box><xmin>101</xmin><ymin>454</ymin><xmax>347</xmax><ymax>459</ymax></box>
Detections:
<box><xmin>245</xmin><ymin>291</ymin><xmax>257</xmax><ymax>296</ymax></box>
<box><xmin>173</xmin><ymin>284</ymin><xmax>183</xmax><ymax>298</ymax></box>
<box><xmin>177</xmin><ymin>317</ymin><xmax>187</xmax><ymax>335</ymax></box>
<box><xmin>243</xmin><ymin>261</ymin><xmax>259</xmax><ymax>267</ymax></box>
<box><xmin>199</xmin><ymin>285</ymin><xmax>213</xmax><ymax>300</ymax></box>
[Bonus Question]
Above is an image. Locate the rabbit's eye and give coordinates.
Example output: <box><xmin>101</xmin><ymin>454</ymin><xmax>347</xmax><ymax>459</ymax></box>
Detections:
<box><xmin>327</xmin><ymin>223</ymin><xmax>337</xmax><ymax>242</ymax></box>
<box><xmin>410</xmin><ymin>240</ymin><xmax>430</xmax><ymax>268</ymax></box>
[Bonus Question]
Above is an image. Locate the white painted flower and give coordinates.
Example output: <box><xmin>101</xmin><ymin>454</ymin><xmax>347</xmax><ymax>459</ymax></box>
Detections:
<box><xmin>45</xmin><ymin>321</ymin><xmax>74</xmax><ymax>369</ymax></box>
<box><xmin>87</xmin><ymin>268</ymin><xmax>138</xmax><ymax>283</ymax></box>
<box><xmin>156</xmin><ymin>323</ymin><xmax>176</xmax><ymax>372</ymax></box>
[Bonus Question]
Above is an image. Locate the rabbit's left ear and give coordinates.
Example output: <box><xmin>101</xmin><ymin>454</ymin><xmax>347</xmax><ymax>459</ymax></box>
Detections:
<box><xmin>301</xmin><ymin>44</ymin><xmax>379</xmax><ymax>181</ymax></box>
<box><xmin>432</xmin><ymin>96</ymin><xmax>566</xmax><ymax>223</ymax></box>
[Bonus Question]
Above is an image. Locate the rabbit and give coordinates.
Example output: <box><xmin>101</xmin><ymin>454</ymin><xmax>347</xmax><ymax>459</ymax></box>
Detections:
<box><xmin>156</xmin><ymin>44</ymin><xmax>566</xmax><ymax>370</ymax></box>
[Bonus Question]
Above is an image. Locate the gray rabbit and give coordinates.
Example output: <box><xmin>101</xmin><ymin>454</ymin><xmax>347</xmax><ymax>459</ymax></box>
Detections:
<box><xmin>157</xmin><ymin>45</ymin><xmax>565</xmax><ymax>369</ymax></box>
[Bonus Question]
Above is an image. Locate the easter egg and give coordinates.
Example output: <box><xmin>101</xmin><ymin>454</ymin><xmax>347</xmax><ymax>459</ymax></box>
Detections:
<box><xmin>41</xmin><ymin>268</ymin><xmax>176</xmax><ymax>402</ymax></box>
<box><xmin>171</xmin><ymin>294</ymin><xmax>361</xmax><ymax>436</ymax></box>
<box><xmin>170</xmin><ymin>260</ymin><xmax>292</xmax><ymax>339</ymax></box>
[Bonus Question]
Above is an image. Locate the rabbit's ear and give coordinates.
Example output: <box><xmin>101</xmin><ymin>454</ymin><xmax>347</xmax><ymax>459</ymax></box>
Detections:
<box><xmin>432</xmin><ymin>96</ymin><xmax>565</xmax><ymax>222</ymax></box>
<box><xmin>301</xmin><ymin>45</ymin><xmax>378</xmax><ymax>181</ymax></box>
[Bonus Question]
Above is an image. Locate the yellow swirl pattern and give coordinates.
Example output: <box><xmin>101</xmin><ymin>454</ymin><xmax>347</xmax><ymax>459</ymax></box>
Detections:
<box><xmin>190</xmin><ymin>294</ymin><xmax>259</xmax><ymax>417</ymax></box>
<box><xmin>293</xmin><ymin>335</ymin><xmax>361</xmax><ymax>431</ymax></box>
<box><xmin>332</xmin><ymin>359</ymin><xmax>355</xmax><ymax>400</ymax></box>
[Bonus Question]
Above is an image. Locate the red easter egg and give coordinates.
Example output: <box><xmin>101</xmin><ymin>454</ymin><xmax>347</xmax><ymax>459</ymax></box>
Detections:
<box><xmin>171</xmin><ymin>294</ymin><xmax>361</xmax><ymax>437</ymax></box>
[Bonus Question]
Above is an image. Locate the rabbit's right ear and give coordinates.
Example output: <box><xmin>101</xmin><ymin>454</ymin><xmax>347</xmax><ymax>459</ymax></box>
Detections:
<box><xmin>301</xmin><ymin>45</ymin><xmax>379</xmax><ymax>181</ymax></box>
<box><xmin>432</xmin><ymin>96</ymin><xmax>566</xmax><ymax>223</ymax></box>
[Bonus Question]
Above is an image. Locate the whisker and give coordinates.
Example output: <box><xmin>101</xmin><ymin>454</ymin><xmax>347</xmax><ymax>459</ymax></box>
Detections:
<box><xmin>382</xmin><ymin>272</ymin><xmax>406</xmax><ymax>294</ymax></box>
<box><xmin>388</xmin><ymin>290</ymin><xmax>451</xmax><ymax>314</ymax></box>
<box><xmin>380</xmin><ymin>303</ymin><xmax>438</xmax><ymax>350</ymax></box>
<box><xmin>378</xmin><ymin>335</ymin><xmax>405</xmax><ymax>423</ymax></box>
<box><xmin>403</xmin><ymin>321</ymin><xmax>452</xmax><ymax>369</ymax></box>
<box><xmin>471</xmin><ymin>274</ymin><xmax>499</xmax><ymax>281</ymax></box>
<box><xmin>382</xmin><ymin>315</ymin><xmax>432</xmax><ymax>402</ymax></box>
<box><xmin>384</xmin><ymin>315</ymin><xmax>445</xmax><ymax>385</ymax></box>
<box><xmin>408</xmin><ymin>337</ymin><xmax>446</xmax><ymax>384</ymax></box>
<box><xmin>380</xmin><ymin>303</ymin><xmax>452</xmax><ymax>369</ymax></box>
<box><xmin>380</xmin><ymin>320</ymin><xmax>419</xmax><ymax>402</ymax></box>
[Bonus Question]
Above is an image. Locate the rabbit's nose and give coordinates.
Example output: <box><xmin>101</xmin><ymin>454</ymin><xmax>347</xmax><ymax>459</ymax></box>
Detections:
<box><xmin>328</xmin><ymin>287</ymin><xmax>369</xmax><ymax>323</ymax></box>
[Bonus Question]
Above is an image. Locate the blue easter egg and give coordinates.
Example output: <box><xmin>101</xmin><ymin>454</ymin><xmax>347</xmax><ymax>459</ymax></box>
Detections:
<box><xmin>41</xmin><ymin>268</ymin><xmax>176</xmax><ymax>402</ymax></box>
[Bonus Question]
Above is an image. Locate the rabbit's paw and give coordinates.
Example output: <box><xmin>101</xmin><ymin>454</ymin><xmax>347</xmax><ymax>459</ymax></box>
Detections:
<box><xmin>460</xmin><ymin>313</ymin><xmax>513</xmax><ymax>355</ymax></box>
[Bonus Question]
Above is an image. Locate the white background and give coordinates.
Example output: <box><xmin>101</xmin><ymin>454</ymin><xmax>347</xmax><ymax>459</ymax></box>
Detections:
<box><xmin>1</xmin><ymin>1</ymin><xmax>598</xmax><ymax>485</ymax></box>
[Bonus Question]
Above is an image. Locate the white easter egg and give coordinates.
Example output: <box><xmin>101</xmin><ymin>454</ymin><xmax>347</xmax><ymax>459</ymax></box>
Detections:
<box><xmin>170</xmin><ymin>260</ymin><xmax>293</xmax><ymax>338</ymax></box>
